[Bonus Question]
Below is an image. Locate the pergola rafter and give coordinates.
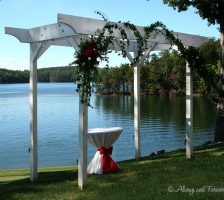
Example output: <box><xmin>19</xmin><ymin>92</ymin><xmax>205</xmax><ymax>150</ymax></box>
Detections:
<box><xmin>5</xmin><ymin>13</ymin><xmax>209</xmax><ymax>189</ymax></box>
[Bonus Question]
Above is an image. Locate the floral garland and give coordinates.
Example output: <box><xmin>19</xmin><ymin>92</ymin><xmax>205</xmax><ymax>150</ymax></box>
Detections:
<box><xmin>72</xmin><ymin>14</ymin><xmax>205</xmax><ymax>106</ymax></box>
<box><xmin>72</xmin><ymin>38</ymin><xmax>100</xmax><ymax>105</ymax></box>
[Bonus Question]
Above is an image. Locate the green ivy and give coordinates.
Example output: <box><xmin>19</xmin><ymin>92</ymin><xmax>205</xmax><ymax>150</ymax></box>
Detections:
<box><xmin>73</xmin><ymin>13</ymin><xmax>205</xmax><ymax>106</ymax></box>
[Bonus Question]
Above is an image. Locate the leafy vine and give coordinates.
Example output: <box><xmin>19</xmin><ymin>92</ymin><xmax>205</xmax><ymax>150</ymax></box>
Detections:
<box><xmin>72</xmin><ymin>13</ymin><xmax>205</xmax><ymax>106</ymax></box>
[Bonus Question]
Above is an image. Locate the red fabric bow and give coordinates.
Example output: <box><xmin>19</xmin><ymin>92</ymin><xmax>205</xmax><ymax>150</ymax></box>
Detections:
<box><xmin>98</xmin><ymin>146</ymin><xmax>120</xmax><ymax>174</ymax></box>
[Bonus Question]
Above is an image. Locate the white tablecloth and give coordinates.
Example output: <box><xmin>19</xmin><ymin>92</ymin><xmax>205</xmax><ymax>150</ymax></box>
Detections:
<box><xmin>87</xmin><ymin>127</ymin><xmax>122</xmax><ymax>174</ymax></box>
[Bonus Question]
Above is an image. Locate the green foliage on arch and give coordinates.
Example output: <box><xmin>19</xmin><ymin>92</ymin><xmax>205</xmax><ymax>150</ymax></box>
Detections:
<box><xmin>72</xmin><ymin>13</ymin><xmax>206</xmax><ymax>105</ymax></box>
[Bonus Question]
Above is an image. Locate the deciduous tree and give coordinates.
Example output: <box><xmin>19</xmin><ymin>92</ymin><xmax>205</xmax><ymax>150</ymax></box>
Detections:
<box><xmin>163</xmin><ymin>0</ymin><xmax>224</xmax><ymax>141</ymax></box>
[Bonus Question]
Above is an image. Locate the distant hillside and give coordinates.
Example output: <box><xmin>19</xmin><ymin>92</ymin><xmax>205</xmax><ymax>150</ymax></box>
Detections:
<box><xmin>0</xmin><ymin>66</ymin><xmax>74</xmax><ymax>83</ymax></box>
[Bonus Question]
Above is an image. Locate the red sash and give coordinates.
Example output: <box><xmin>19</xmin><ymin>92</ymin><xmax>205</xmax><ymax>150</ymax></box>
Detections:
<box><xmin>98</xmin><ymin>146</ymin><xmax>120</xmax><ymax>174</ymax></box>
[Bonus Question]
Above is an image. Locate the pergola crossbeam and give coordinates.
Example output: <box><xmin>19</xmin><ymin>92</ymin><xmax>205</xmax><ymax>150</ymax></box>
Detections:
<box><xmin>67</xmin><ymin>37</ymin><xmax>80</xmax><ymax>50</ymax></box>
<box><xmin>138</xmin><ymin>43</ymin><xmax>157</xmax><ymax>66</ymax></box>
<box><xmin>58</xmin><ymin>14</ymin><xmax>208</xmax><ymax>47</ymax></box>
<box><xmin>36</xmin><ymin>41</ymin><xmax>52</xmax><ymax>60</ymax></box>
<box><xmin>113</xmin><ymin>39</ymin><xmax>134</xmax><ymax>63</ymax></box>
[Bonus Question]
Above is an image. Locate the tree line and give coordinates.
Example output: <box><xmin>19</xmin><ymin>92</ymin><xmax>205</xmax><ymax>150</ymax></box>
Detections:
<box><xmin>95</xmin><ymin>39</ymin><xmax>220</xmax><ymax>95</ymax></box>
<box><xmin>0</xmin><ymin>66</ymin><xmax>74</xmax><ymax>83</ymax></box>
<box><xmin>0</xmin><ymin>39</ymin><xmax>220</xmax><ymax>96</ymax></box>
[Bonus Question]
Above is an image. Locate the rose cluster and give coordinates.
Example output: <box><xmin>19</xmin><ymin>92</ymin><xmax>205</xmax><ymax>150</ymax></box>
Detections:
<box><xmin>75</xmin><ymin>41</ymin><xmax>100</xmax><ymax>67</ymax></box>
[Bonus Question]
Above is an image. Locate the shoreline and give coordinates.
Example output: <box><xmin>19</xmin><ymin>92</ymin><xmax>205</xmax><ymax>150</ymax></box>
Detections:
<box><xmin>0</xmin><ymin>83</ymin><xmax>204</xmax><ymax>97</ymax></box>
<box><xmin>0</xmin><ymin>140</ymin><xmax>217</xmax><ymax>172</ymax></box>
<box><xmin>95</xmin><ymin>92</ymin><xmax>203</xmax><ymax>97</ymax></box>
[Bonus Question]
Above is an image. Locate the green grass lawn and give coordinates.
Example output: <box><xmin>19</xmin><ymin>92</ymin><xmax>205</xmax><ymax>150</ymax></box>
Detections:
<box><xmin>1</xmin><ymin>143</ymin><xmax>224</xmax><ymax>200</ymax></box>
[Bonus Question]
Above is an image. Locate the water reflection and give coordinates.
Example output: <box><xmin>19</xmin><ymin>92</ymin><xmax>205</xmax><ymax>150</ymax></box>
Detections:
<box><xmin>93</xmin><ymin>95</ymin><xmax>216</xmax><ymax>161</ymax></box>
<box><xmin>94</xmin><ymin>95</ymin><xmax>216</xmax><ymax>132</ymax></box>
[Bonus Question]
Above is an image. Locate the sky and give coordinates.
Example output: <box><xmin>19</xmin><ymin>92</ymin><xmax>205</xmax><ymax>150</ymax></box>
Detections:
<box><xmin>0</xmin><ymin>0</ymin><xmax>220</xmax><ymax>71</ymax></box>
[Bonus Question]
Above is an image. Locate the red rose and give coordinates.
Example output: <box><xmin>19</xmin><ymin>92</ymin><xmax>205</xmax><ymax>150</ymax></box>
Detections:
<box><xmin>83</xmin><ymin>49</ymin><xmax>92</xmax><ymax>58</ymax></box>
<box><xmin>83</xmin><ymin>42</ymin><xmax>99</xmax><ymax>58</ymax></box>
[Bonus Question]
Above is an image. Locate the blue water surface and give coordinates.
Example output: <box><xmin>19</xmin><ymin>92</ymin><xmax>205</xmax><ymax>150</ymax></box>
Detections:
<box><xmin>0</xmin><ymin>83</ymin><xmax>216</xmax><ymax>169</ymax></box>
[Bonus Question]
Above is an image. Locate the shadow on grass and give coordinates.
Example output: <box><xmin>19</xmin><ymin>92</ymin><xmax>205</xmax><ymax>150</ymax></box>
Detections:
<box><xmin>0</xmin><ymin>169</ymin><xmax>77</xmax><ymax>199</ymax></box>
<box><xmin>37</xmin><ymin>169</ymin><xmax>77</xmax><ymax>184</ymax></box>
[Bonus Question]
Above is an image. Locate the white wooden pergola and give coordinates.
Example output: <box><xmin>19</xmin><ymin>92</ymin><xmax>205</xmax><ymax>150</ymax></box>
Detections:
<box><xmin>5</xmin><ymin>14</ymin><xmax>209</xmax><ymax>189</ymax></box>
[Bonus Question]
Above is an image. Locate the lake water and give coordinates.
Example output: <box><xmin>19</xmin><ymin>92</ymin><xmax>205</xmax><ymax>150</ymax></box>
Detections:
<box><xmin>0</xmin><ymin>83</ymin><xmax>216</xmax><ymax>169</ymax></box>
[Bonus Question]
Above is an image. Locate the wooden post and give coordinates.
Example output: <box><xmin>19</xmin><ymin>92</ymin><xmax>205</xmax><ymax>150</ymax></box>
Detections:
<box><xmin>134</xmin><ymin>64</ymin><xmax>141</xmax><ymax>160</ymax></box>
<box><xmin>186</xmin><ymin>62</ymin><xmax>193</xmax><ymax>159</ymax></box>
<box><xmin>30</xmin><ymin>46</ymin><xmax>38</xmax><ymax>182</ymax></box>
<box><xmin>78</xmin><ymin>99</ymin><xmax>88</xmax><ymax>189</ymax></box>
<box><xmin>133</xmin><ymin>49</ymin><xmax>152</xmax><ymax>160</ymax></box>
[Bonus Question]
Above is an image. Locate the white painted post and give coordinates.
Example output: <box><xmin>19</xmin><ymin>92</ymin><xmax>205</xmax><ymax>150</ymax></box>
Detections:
<box><xmin>186</xmin><ymin>62</ymin><xmax>193</xmax><ymax>159</ymax></box>
<box><xmin>134</xmin><ymin>64</ymin><xmax>141</xmax><ymax>160</ymax></box>
<box><xmin>30</xmin><ymin>48</ymin><xmax>38</xmax><ymax>182</ymax></box>
<box><xmin>78</xmin><ymin>99</ymin><xmax>88</xmax><ymax>189</ymax></box>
